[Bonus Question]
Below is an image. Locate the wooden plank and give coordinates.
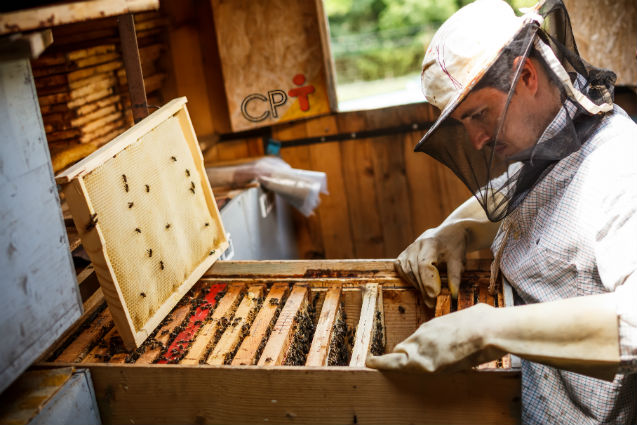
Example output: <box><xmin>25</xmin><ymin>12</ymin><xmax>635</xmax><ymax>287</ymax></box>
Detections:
<box><xmin>118</xmin><ymin>13</ymin><xmax>148</xmax><ymax>123</ymax></box>
<box><xmin>258</xmin><ymin>285</ymin><xmax>309</xmax><ymax>366</ymax></box>
<box><xmin>156</xmin><ymin>284</ymin><xmax>227</xmax><ymax>363</ymax></box>
<box><xmin>55</xmin><ymin>307</ymin><xmax>113</xmax><ymax>363</ymax></box>
<box><xmin>181</xmin><ymin>283</ymin><xmax>246</xmax><ymax>365</ymax></box>
<box><xmin>232</xmin><ymin>283</ymin><xmax>290</xmax><ymax>365</ymax></box>
<box><xmin>278</xmin><ymin>123</ymin><xmax>325</xmax><ymax>259</ymax></box>
<box><xmin>350</xmin><ymin>283</ymin><xmax>379</xmax><ymax>367</ymax></box>
<box><xmin>457</xmin><ymin>284</ymin><xmax>475</xmax><ymax>311</ymax></box>
<box><xmin>0</xmin><ymin>0</ymin><xmax>159</xmax><ymax>36</ymax></box>
<box><xmin>134</xmin><ymin>295</ymin><xmax>195</xmax><ymax>364</ymax></box>
<box><xmin>337</xmin><ymin>112</ymin><xmax>385</xmax><ymax>258</ymax></box>
<box><xmin>206</xmin><ymin>259</ymin><xmax>399</xmax><ymax>278</ymax></box>
<box><xmin>367</xmin><ymin>108</ymin><xmax>415</xmax><ymax>258</ymax></box>
<box><xmin>84</xmin><ymin>364</ymin><xmax>521</xmax><ymax>424</ymax></box>
<box><xmin>305</xmin><ymin>284</ymin><xmax>342</xmax><ymax>366</ymax></box>
<box><xmin>404</xmin><ymin>131</ymin><xmax>446</xmax><ymax>235</ymax></box>
<box><xmin>211</xmin><ymin>0</ymin><xmax>333</xmax><ymax>131</ymax></box>
<box><xmin>206</xmin><ymin>285</ymin><xmax>265</xmax><ymax>365</ymax></box>
<box><xmin>82</xmin><ymin>328</ymin><xmax>126</xmax><ymax>363</ymax></box>
<box><xmin>477</xmin><ymin>283</ymin><xmax>498</xmax><ymax>369</ymax></box>
<box><xmin>163</xmin><ymin>17</ymin><xmax>215</xmax><ymax>136</ymax></box>
<box><xmin>305</xmin><ymin>115</ymin><xmax>354</xmax><ymax>259</ymax></box>
<box><xmin>434</xmin><ymin>289</ymin><xmax>451</xmax><ymax>317</ymax></box>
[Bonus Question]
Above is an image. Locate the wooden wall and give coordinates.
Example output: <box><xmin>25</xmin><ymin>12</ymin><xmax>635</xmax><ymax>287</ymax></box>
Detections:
<box><xmin>158</xmin><ymin>0</ymin><xmax>480</xmax><ymax>261</ymax></box>
<box><xmin>273</xmin><ymin>102</ymin><xmax>472</xmax><ymax>260</ymax></box>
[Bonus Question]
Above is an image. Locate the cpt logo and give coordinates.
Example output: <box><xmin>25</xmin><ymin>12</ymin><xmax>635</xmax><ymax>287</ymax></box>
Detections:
<box><xmin>240</xmin><ymin>73</ymin><xmax>315</xmax><ymax>123</ymax></box>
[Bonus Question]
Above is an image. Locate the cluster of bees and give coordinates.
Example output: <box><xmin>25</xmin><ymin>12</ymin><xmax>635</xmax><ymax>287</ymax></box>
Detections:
<box><xmin>327</xmin><ymin>306</ymin><xmax>354</xmax><ymax>366</ymax></box>
<box><xmin>284</xmin><ymin>294</ymin><xmax>319</xmax><ymax>366</ymax></box>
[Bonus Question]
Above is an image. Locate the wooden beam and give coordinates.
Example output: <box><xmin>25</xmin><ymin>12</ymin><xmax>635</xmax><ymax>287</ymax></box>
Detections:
<box><xmin>0</xmin><ymin>0</ymin><xmax>159</xmax><ymax>36</ymax></box>
<box><xmin>258</xmin><ymin>285</ymin><xmax>309</xmax><ymax>366</ymax></box>
<box><xmin>55</xmin><ymin>307</ymin><xmax>113</xmax><ymax>363</ymax></box>
<box><xmin>434</xmin><ymin>289</ymin><xmax>451</xmax><ymax>317</ymax></box>
<box><xmin>84</xmin><ymin>365</ymin><xmax>521</xmax><ymax>424</ymax></box>
<box><xmin>118</xmin><ymin>13</ymin><xmax>148</xmax><ymax>123</ymax></box>
<box><xmin>181</xmin><ymin>283</ymin><xmax>245</xmax><ymax>365</ymax></box>
<box><xmin>350</xmin><ymin>283</ymin><xmax>379</xmax><ymax>367</ymax></box>
<box><xmin>206</xmin><ymin>285</ymin><xmax>265</xmax><ymax>365</ymax></box>
<box><xmin>457</xmin><ymin>284</ymin><xmax>475</xmax><ymax>311</ymax></box>
<box><xmin>305</xmin><ymin>284</ymin><xmax>342</xmax><ymax>366</ymax></box>
<box><xmin>232</xmin><ymin>283</ymin><xmax>290</xmax><ymax>366</ymax></box>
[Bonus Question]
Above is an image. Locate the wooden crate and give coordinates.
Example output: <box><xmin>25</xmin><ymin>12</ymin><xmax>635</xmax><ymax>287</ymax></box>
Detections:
<box><xmin>55</xmin><ymin>98</ymin><xmax>228</xmax><ymax>351</ymax></box>
<box><xmin>41</xmin><ymin>260</ymin><xmax>521</xmax><ymax>424</ymax></box>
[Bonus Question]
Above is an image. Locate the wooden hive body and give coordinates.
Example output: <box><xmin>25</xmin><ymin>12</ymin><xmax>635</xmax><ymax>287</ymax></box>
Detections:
<box><xmin>56</xmin><ymin>98</ymin><xmax>228</xmax><ymax>350</ymax></box>
<box><xmin>41</xmin><ymin>260</ymin><xmax>521</xmax><ymax>424</ymax></box>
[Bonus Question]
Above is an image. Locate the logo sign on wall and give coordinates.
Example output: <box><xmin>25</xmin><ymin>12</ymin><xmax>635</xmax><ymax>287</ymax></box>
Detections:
<box><xmin>240</xmin><ymin>73</ymin><xmax>321</xmax><ymax>123</ymax></box>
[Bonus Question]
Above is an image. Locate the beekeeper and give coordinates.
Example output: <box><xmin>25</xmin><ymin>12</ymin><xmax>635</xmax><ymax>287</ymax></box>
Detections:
<box><xmin>366</xmin><ymin>0</ymin><xmax>637</xmax><ymax>423</ymax></box>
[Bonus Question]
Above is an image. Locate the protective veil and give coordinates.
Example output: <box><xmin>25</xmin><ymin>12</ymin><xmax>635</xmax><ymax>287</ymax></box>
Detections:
<box><xmin>415</xmin><ymin>0</ymin><xmax>616</xmax><ymax>222</ymax></box>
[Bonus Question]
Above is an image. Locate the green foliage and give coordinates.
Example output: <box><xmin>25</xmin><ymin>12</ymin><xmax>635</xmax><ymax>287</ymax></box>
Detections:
<box><xmin>326</xmin><ymin>0</ymin><xmax>537</xmax><ymax>83</ymax></box>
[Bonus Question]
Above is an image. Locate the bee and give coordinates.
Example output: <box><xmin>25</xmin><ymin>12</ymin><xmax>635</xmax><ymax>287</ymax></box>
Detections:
<box><xmin>204</xmin><ymin>222</ymin><xmax>210</xmax><ymax>227</ymax></box>
<box><xmin>125</xmin><ymin>183</ymin><xmax>129</xmax><ymax>192</ymax></box>
<box><xmin>165</xmin><ymin>223</ymin><xmax>171</xmax><ymax>229</ymax></box>
<box><xmin>185</xmin><ymin>169</ymin><xmax>190</xmax><ymax>177</ymax></box>
<box><xmin>85</xmin><ymin>213</ymin><xmax>98</xmax><ymax>231</ymax></box>
<box><xmin>171</xmin><ymin>156</ymin><xmax>177</xmax><ymax>162</ymax></box>
<box><xmin>160</xmin><ymin>260</ymin><xmax>164</xmax><ymax>270</ymax></box>
<box><xmin>209</xmin><ymin>250</ymin><xmax>215</xmax><ymax>256</ymax></box>
<box><xmin>269</xmin><ymin>298</ymin><xmax>279</xmax><ymax>306</ymax></box>
<box><xmin>140</xmin><ymin>292</ymin><xmax>146</xmax><ymax>298</ymax></box>
<box><xmin>190</xmin><ymin>181</ymin><xmax>195</xmax><ymax>189</ymax></box>
<box><xmin>122</xmin><ymin>174</ymin><xmax>127</xmax><ymax>183</ymax></box>
<box><xmin>135</xmin><ymin>228</ymin><xmax>141</xmax><ymax>233</ymax></box>
<box><xmin>148</xmin><ymin>248</ymin><xmax>153</xmax><ymax>257</ymax></box>
<box><xmin>189</xmin><ymin>187</ymin><xmax>195</xmax><ymax>194</ymax></box>
<box><xmin>128</xmin><ymin>202</ymin><xmax>134</xmax><ymax>208</ymax></box>
<box><xmin>145</xmin><ymin>184</ymin><xmax>150</xmax><ymax>192</ymax></box>
<box><xmin>398</xmin><ymin>305</ymin><xmax>406</xmax><ymax>314</ymax></box>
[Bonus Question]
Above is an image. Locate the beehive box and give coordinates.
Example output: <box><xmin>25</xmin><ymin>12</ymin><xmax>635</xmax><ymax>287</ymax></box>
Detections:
<box><xmin>55</xmin><ymin>98</ymin><xmax>228</xmax><ymax>351</ymax></box>
<box><xmin>41</xmin><ymin>260</ymin><xmax>521</xmax><ymax>424</ymax></box>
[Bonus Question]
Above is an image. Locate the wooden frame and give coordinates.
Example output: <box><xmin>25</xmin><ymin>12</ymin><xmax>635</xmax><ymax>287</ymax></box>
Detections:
<box><xmin>41</xmin><ymin>260</ymin><xmax>520</xmax><ymax>424</ymax></box>
<box><xmin>56</xmin><ymin>98</ymin><xmax>228</xmax><ymax>350</ymax></box>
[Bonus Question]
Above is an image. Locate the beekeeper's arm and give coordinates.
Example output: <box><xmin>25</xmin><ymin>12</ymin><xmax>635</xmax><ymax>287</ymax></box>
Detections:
<box><xmin>367</xmin><ymin>294</ymin><xmax>621</xmax><ymax>380</ymax></box>
<box><xmin>396</xmin><ymin>195</ymin><xmax>501</xmax><ymax>307</ymax></box>
<box><xmin>371</xmin><ymin>137</ymin><xmax>637</xmax><ymax>381</ymax></box>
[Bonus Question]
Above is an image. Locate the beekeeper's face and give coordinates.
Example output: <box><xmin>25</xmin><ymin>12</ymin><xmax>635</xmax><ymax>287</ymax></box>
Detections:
<box><xmin>451</xmin><ymin>57</ymin><xmax>559</xmax><ymax>158</ymax></box>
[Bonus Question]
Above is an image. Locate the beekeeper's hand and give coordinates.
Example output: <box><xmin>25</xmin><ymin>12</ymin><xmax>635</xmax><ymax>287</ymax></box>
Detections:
<box><xmin>367</xmin><ymin>293</ymin><xmax>620</xmax><ymax>381</ymax></box>
<box><xmin>396</xmin><ymin>196</ymin><xmax>500</xmax><ymax>307</ymax></box>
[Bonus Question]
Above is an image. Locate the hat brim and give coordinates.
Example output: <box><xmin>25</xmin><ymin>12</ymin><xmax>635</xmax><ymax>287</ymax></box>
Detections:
<box><xmin>414</xmin><ymin>22</ymin><xmax>534</xmax><ymax>153</ymax></box>
<box><xmin>414</xmin><ymin>65</ymin><xmax>489</xmax><ymax>152</ymax></box>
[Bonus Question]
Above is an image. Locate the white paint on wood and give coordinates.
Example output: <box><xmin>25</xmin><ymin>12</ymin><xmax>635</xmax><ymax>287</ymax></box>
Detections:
<box><xmin>0</xmin><ymin>57</ymin><xmax>82</xmax><ymax>393</ymax></box>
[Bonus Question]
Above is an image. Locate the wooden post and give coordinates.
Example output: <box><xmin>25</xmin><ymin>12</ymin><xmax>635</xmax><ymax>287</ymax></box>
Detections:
<box><xmin>117</xmin><ymin>13</ymin><xmax>148</xmax><ymax>123</ymax></box>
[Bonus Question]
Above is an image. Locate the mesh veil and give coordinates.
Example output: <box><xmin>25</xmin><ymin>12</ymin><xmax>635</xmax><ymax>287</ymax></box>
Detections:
<box><xmin>416</xmin><ymin>0</ymin><xmax>616</xmax><ymax>222</ymax></box>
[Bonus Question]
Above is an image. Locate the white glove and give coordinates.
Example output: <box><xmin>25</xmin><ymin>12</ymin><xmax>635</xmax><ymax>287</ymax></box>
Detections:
<box><xmin>367</xmin><ymin>293</ymin><xmax>620</xmax><ymax>381</ymax></box>
<box><xmin>396</xmin><ymin>196</ymin><xmax>500</xmax><ymax>307</ymax></box>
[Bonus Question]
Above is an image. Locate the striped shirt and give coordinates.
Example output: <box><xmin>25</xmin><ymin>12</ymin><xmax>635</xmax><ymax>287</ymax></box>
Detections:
<box><xmin>491</xmin><ymin>104</ymin><xmax>637</xmax><ymax>424</ymax></box>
